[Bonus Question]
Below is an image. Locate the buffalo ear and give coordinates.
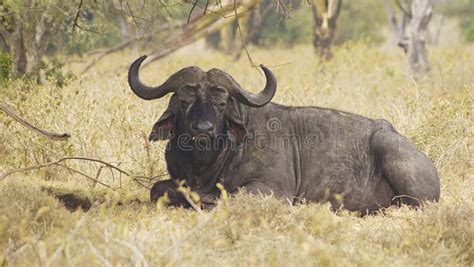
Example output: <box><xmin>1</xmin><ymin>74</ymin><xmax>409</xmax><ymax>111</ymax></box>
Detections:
<box><xmin>226</xmin><ymin>99</ymin><xmax>247</xmax><ymax>143</ymax></box>
<box><xmin>149</xmin><ymin>111</ymin><xmax>174</xmax><ymax>141</ymax></box>
<box><xmin>227</xmin><ymin>119</ymin><xmax>247</xmax><ymax>144</ymax></box>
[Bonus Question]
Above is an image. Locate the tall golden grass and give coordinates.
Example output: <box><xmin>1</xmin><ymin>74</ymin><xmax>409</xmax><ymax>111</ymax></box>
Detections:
<box><xmin>1</xmin><ymin>43</ymin><xmax>473</xmax><ymax>266</ymax></box>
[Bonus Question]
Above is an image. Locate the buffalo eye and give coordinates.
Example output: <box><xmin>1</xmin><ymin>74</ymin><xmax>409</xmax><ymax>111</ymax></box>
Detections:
<box><xmin>178</xmin><ymin>85</ymin><xmax>197</xmax><ymax>107</ymax></box>
<box><xmin>179</xmin><ymin>96</ymin><xmax>194</xmax><ymax>107</ymax></box>
<box><xmin>180</xmin><ymin>99</ymin><xmax>190</xmax><ymax>106</ymax></box>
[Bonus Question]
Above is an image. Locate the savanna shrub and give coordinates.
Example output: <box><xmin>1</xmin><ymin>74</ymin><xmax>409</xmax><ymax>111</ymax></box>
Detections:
<box><xmin>0</xmin><ymin>51</ymin><xmax>11</xmax><ymax>83</ymax></box>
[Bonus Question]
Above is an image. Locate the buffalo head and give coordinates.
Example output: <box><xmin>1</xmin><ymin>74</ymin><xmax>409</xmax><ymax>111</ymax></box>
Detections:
<box><xmin>128</xmin><ymin>56</ymin><xmax>277</xmax><ymax>144</ymax></box>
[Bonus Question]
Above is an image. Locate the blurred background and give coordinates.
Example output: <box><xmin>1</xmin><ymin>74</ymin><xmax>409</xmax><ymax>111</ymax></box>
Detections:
<box><xmin>0</xmin><ymin>0</ymin><xmax>473</xmax><ymax>86</ymax></box>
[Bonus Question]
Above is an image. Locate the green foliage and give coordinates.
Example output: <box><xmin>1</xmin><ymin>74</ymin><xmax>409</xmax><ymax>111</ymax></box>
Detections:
<box><xmin>256</xmin><ymin>5</ymin><xmax>313</xmax><ymax>46</ymax></box>
<box><xmin>0</xmin><ymin>52</ymin><xmax>74</xmax><ymax>87</ymax></box>
<box><xmin>438</xmin><ymin>0</ymin><xmax>474</xmax><ymax>43</ymax></box>
<box><xmin>0</xmin><ymin>51</ymin><xmax>11</xmax><ymax>83</ymax></box>
<box><xmin>254</xmin><ymin>0</ymin><xmax>388</xmax><ymax>47</ymax></box>
<box><xmin>336</xmin><ymin>0</ymin><xmax>386</xmax><ymax>44</ymax></box>
<box><xmin>33</xmin><ymin>7</ymin><xmax>117</xmax><ymax>55</ymax></box>
<box><xmin>59</xmin><ymin>27</ymin><xmax>122</xmax><ymax>55</ymax></box>
<box><xmin>460</xmin><ymin>19</ymin><xmax>474</xmax><ymax>43</ymax></box>
<box><xmin>40</xmin><ymin>58</ymin><xmax>76</xmax><ymax>88</ymax></box>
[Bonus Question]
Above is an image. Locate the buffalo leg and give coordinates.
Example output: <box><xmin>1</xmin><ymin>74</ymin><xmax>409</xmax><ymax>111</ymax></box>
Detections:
<box><xmin>150</xmin><ymin>180</ymin><xmax>191</xmax><ymax>208</ymax></box>
<box><xmin>370</xmin><ymin>122</ymin><xmax>440</xmax><ymax>206</ymax></box>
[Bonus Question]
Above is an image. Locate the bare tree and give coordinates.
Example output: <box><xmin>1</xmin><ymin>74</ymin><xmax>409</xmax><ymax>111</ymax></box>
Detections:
<box><xmin>311</xmin><ymin>0</ymin><xmax>342</xmax><ymax>60</ymax></box>
<box><xmin>385</xmin><ymin>0</ymin><xmax>433</xmax><ymax>78</ymax></box>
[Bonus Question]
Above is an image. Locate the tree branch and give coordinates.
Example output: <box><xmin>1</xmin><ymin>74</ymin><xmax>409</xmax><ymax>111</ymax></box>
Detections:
<box><xmin>0</xmin><ymin>156</ymin><xmax>158</xmax><ymax>190</ymax></box>
<box><xmin>187</xmin><ymin>0</ymin><xmax>199</xmax><ymax>24</ymax></box>
<box><xmin>142</xmin><ymin>2</ymin><xmax>254</xmax><ymax>68</ymax></box>
<box><xmin>126</xmin><ymin>1</ymin><xmax>139</xmax><ymax>28</ymax></box>
<box><xmin>55</xmin><ymin>162</ymin><xmax>116</xmax><ymax>191</ymax></box>
<box><xmin>233</xmin><ymin>0</ymin><xmax>255</xmax><ymax>66</ymax></box>
<box><xmin>395</xmin><ymin>0</ymin><xmax>411</xmax><ymax>18</ymax></box>
<box><xmin>80</xmin><ymin>2</ymin><xmax>257</xmax><ymax>74</ymax></box>
<box><xmin>71</xmin><ymin>0</ymin><xmax>102</xmax><ymax>34</ymax></box>
<box><xmin>72</xmin><ymin>0</ymin><xmax>84</xmax><ymax>33</ymax></box>
<box><xmin>0</xmin><ymin>100</ymin><xmax>70</xmax><ymax>141</ymax></box>
<box><xmin>79</xmin><ymin>23</ymin><xmax>179</xmax><ymax>74</ymax></box>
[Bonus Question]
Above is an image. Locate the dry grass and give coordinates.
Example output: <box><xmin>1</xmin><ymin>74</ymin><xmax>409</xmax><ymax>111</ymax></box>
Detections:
<box><xmin>0</xmin><ymin>42</ymin><xmax>473</xmax><ymax>266</ymax></box>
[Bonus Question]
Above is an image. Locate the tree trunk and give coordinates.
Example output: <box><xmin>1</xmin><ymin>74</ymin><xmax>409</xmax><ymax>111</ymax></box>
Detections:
<box><xmin>5</xmin><ymin>17</ymin><xmax>42</xmax><ymax>82</ymax></box>
<box><xmin>10</xmin><ymin>21</ymin><xmax>27</xmax><ymax>80</ymax></box>
<box><xmin>0</xmin><ymin>29</ymin><xmax>8</xmax><ymax>52</ymax></box>
<box><xmin>218</xmin><ymin>24</ymin><xmax>232</xmax><ymax>53</ymax></box>
<box><xmin>432</xmin><ymin>14</ymin><xmax>443</xmax><ymax>45</ymax></box>
<box><xmin>23</xmin><ymin>24</ymin><xmax>40</xmax><ymax>83</ymax></box>
<box><xmin>37</xmin><ymin>17</ymin><xmax>52</xmax><ymax>57</ymax></box>
<box><xmin>406</xmin><ymin>0</ymin><xmax>433</xmax><ymax>77</ymax></box>
<box><xmin>311</xmin><ymin>0</ymin><xmax>342</xmax><ymax>60</ymax></box>
<box><xmin>385</xmin><ymin>0</ymin><xmax>433</xmax><ymax>78</ymax></box>
<box><xmin>384</xmin><ymin>0</ymin><xmax>400</xmax><ymax>45</ymax></box>
<box><xmin>118</xmin><ymin>12</ymin><xmax>136</xmax><ymax>42</ymax></box>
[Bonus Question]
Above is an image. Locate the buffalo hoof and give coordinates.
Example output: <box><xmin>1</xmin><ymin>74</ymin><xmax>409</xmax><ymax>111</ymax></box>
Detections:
<box><xmin>150</xmin><ymin>180</ymin><xmax>191</xmax><ymax>208</ymax></box>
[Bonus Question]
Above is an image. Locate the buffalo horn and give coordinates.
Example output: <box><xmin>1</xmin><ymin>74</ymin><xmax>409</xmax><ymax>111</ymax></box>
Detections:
<box><xmin>207</xmin><ymin>65</ymin><xmax>277</xmax><ymax>107</ymax></box>
<box><xmin>128</xmin><ymin>55</ymin><xmax>203</xmax><ymax>100</ymax></box>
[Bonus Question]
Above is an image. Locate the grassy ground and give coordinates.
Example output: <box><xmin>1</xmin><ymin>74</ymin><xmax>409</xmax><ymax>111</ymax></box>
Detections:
<box><xmin>0</xmin><ymin>43</ymin><xmax>473</xmax><ymax>266</ymax></box>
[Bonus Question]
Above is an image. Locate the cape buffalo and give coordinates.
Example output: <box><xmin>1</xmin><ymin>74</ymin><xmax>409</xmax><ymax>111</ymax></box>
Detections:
<box><xmin>128</xmin><ymin>55</ymin><xmax>440</xmax><ymax>214</ymax></box>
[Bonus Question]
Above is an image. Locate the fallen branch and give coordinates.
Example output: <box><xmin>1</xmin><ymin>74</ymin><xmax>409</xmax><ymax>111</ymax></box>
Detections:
<box><xmin>0</xmin><ymin>100</ymin><xmax>70</xmax><ymax>141</ymax></box>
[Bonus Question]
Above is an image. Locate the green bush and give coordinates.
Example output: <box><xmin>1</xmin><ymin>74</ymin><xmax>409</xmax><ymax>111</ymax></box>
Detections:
<box><xmin>460</xmin><ymin>19</ymin><xmax>474</xmax><ymax>43</ymax></box>
<box><xmin>40</xmin><ymin>58</ymin><xmax>76</xmax><ymax>88</ymax></box>
<box><xmin>253</xmin><ymin>0</ymin><xmax>387</xmax><ymax>47</ymax></box>
<box><xmin>256</xmin><ymin>6</ymin><xmax>313</xmax><ymax>47</ymax></box>
<box><xmin>438</xmin><ymin>0</ymin><xmax>474</xmax><ymax>43</ymax></box>
<box><xmin>0</xmin><ymin>51</ymin><xmax>11</xmax><ymax>83</ymax></box>
<box><xmin>336</xmin><ymin>1</ymin><xmax>386</xmax><ymax>44</ymax></box>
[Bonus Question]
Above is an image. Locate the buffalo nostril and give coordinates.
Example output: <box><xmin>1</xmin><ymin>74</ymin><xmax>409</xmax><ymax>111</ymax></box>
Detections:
<box><xmin>196</xmin><ymin>121</ymin><xmax>214</xmax><ymax>133</ymax></box>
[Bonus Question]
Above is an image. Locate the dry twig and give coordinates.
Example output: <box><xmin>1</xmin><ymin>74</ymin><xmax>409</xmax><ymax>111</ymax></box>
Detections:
<box><xmin>233</xmin><ymin>0</ymin><xmax>255</xmax><ymax>67</ymax></box>
<box><xmin>71</xmin><ymin>0</ymin><xmax>84</xmax><ymax>33</ymax></box>
<box><xmin>71</xmin><ymin>0</ymin><xmax>101</xmax><ymax>34</ymax></box>
<box><xmin>187</xmin><ymin>0</ymin><xmax>199</xmax><ymax>24</ymax></box>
